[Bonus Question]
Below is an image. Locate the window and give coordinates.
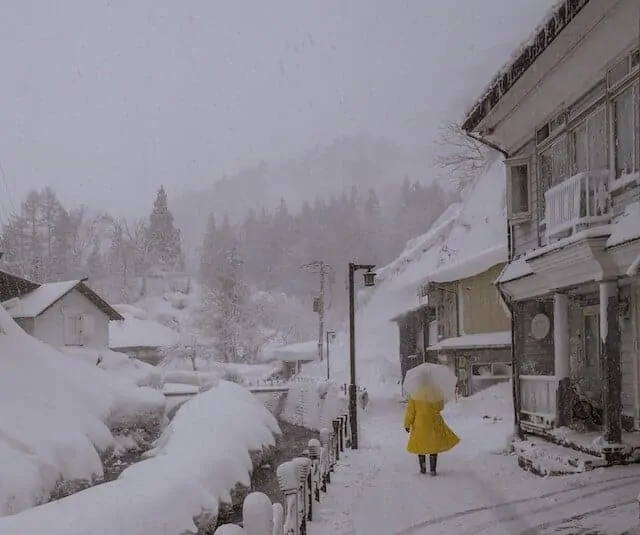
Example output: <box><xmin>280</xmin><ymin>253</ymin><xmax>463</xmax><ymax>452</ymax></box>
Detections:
<box><xmin>506</xmin><ymin>159</ymin><xmax>531</xmax><ymax>219</ymax></box>
<box><xmin>539</xmin><ymin>136</ymin><xmax>569</xmax><ymax>190</ymax></box>
<box><xmin>613</xmin><ymin>82</ymin><xmax>639</xmax><ymax>178</ymax></box>
<box><xmin>570</xmin><ymin>106</ymin><xmax>607</xmax><ymax>174</ymax></box>
<box><xmin>65</xmin><ymin>314</ymin><xmax>84</xmax><ymax>346</ymax></box>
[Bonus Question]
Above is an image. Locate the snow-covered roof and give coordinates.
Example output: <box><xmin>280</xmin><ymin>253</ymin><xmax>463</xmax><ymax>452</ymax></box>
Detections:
<box><xmin>397</xmin><ymin>155</ymin><xmax>507</xmax><ymax>293</ymax></box>
<box><xmin>463</xmin><ymin>0</ymin><xmax>589</xmax><ymax>133</ymax></box>
<box><xmin>496</xmin><ymin>257</ymin><xmax>533</xmax><ymax>284</ymax></box>
<box><xmin>274</xmin><ymin>340</ymin><xmax>318</xmax><ymax>363</ymax></box>
<box><xmin>109</xmin><ymin>315</ymin><xmax>179</xmax><ymax>350</ymax></box>
<box><xmin>2</xmin><ymin>280</ymin><xmax>123</xmax><ymax>321</ymax></box>
<box><xmin>428</xmin><ymin>331</ymin><xmax>511</xmax><ymax>351</ymax></box>
<box><xmin>427</xmin><ymin>244</ymin><xmax>507</xmax><ymax>284</ymax></box>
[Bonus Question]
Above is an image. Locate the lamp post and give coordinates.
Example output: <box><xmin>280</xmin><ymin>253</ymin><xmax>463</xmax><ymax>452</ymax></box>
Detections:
<box><xmin>326</xmin><ymin>330</ymin><xmax>336</xmax><ymax>380</ymax></box>
<box><xmin>348</xmin><ymin>262</ymin><xmax>376</xmax><ymax>450</ymax></box>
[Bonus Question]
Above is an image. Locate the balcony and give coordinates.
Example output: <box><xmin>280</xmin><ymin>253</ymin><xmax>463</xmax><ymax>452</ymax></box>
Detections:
<box><xmin>544</xmin><ymin>170</ymin><xmax>611</xmax><ymax>242</ymax></box>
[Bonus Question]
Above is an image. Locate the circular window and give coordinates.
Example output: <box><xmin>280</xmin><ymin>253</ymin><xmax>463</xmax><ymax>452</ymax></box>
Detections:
<box><xmin>530</xmin><ymin>313</ymin><xmax>551</xmax><ymax>340</ymax></box>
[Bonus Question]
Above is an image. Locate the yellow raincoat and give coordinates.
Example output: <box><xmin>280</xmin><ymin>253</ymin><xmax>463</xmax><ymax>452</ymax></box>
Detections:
<box><xmin>403</xmin><ymin>394</ymin><xmax>460</xmax><ymax>455</ymax></box>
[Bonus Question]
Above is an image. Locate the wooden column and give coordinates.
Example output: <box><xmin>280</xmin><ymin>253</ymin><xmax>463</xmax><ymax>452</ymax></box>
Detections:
<box><xmin>554</xmin><ymin>293</ymin><xmax>571</xmax><ymax>426</ymax></box>
<box><xmin>600</xmin><ymin>280</ymin><xmax>622</xmax><ymax>444</ymax></box>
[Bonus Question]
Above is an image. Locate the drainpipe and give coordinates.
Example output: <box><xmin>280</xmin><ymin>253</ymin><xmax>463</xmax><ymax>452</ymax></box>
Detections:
<box><xmin>465</xmin><ymin>131</ymin><xmax>509</xmax><ymax>159</ymax></box>
<box><xmin>466</xmin><ymin>130</ymin><xmax>521</xmax><ymax>436</ymax></box>
<box><xmin>496</xmin><ymin>277</ymin><xmax>523</xmax><ymax>440</ymax></box>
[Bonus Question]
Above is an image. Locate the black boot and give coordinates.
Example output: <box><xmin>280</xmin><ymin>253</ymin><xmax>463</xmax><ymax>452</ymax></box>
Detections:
<box><xmin>429</xmin><ymin>454</ymin><xmax>438</xmax><ymax>476</ymax></box>
<box><xmin>418</xmin><ymin>455</ymin><xmax>426</xmax><ymax>474</ymax></box>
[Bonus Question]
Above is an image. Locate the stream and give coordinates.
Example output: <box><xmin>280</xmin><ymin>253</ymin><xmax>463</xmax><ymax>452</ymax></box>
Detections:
<box><xmin>214</xmin><ymin>420</ymin><xmax>318</xmax><ymax>527</ymax></box>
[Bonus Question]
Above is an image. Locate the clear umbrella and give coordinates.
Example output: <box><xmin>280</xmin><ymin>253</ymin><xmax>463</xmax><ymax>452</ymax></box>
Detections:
<box><xmin>403</xmin><ymin>362</ymin><xmax>458</xmax><ymax>404</ymax></box>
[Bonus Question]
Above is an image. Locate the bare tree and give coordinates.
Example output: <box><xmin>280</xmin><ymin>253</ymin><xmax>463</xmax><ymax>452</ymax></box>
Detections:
<box><xmin>433</xmin><ymin>121</ymin><xmax>490</xmax><ymax>193</ymax></box>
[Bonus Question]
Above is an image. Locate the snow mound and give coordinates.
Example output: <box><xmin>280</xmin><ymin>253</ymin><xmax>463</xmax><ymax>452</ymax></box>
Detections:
<box><xmin>0</xmin><ymin>381</ymin><xmax>280</xmax><ymax>535</ymax></box>
<box><xmin>0</xmin><ymin>305</ymin><xmax>164</xmax><ymax>516</ymax></box>
<box><xmin>62</xmin><ymin>346</ymin><xmax>163</xmax><ymax>389</ymax></box>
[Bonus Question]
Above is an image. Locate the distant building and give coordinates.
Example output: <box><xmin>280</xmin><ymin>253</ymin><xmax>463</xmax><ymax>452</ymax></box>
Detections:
<box><xmin>1</xmin><ymin>274</ymin><xmax>123</xmax><ymax>350</ymax></box>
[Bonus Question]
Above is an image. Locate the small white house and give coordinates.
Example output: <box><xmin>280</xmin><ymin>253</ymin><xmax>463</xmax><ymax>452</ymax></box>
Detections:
<box><xmin>2</xmin><ymin>278</ymin><xmax>124</xmax><ymax>350</ymax></box>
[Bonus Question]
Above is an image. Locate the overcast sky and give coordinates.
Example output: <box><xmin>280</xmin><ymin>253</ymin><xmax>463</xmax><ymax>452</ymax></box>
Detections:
<box><xmin>0</xmin><ymin>0</ymin><xmax>555</xmax><ymax>219</ymax></box>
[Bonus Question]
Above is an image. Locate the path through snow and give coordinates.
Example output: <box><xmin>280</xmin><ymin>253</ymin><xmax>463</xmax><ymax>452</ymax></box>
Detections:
<box><xmin>309</xmin><ymin>387</ymin><xmax>640</xmax><ymax>535</ymax></box>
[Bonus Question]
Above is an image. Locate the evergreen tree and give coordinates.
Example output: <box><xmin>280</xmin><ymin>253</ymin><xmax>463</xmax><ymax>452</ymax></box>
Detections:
<box><xmin>147</xmin><ymin>185</ymin><xmax>183</xmax><ymax>271</ymax></box>
<box><xmin>199</xmin><ymin>213</ymin><xmax>217</xmax><ymax>285</ymax></box>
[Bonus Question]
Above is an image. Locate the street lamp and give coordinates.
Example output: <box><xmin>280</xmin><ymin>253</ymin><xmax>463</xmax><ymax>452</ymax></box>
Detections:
<box><xmin>348</xmin><ymin>263</ymin><xmax>376</xmax><ymax>450</ymax></box>
<box><xmin>326</xmin><ymin>330</ymin><xmax>336</xmax><ymax>380</ymax></box>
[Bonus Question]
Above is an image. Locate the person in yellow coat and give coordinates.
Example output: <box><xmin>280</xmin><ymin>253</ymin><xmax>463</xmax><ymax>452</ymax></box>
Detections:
<box><xmin>403</xmin><ymin>386</ymin><xmax>460</xmax><ymax>475</ymax></box>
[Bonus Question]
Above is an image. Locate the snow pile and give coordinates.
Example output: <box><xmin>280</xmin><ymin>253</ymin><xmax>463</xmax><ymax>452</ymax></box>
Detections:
<box><xmin>280</xmin><ymin>381</ymin><xmax>347</xmax><ymax>431</ymax></box>
<box><xmin>0</xmin><ymin>381</ymin><xmax>280</xmax><ymax>535</ymax></box>
<box><xmin>0</xmin><ymin>305</ymin><xmax>164</xmax><ymax>517</ymax></box>
<box><xmin>62</xmin><ymin>346</ymin><xmax>163</xmax><ymax>389</ymax></box>
<box><xmin>445</xmin><ymin>380</ymin><xmax>512</xmax><ymax>422</ymax></box>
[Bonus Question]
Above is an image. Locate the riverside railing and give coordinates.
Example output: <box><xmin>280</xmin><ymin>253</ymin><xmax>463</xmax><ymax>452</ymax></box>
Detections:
<box><xmin>214</xmin><ymin>412</ymin><xmax>352</xmax><ymax>535</ymax></box>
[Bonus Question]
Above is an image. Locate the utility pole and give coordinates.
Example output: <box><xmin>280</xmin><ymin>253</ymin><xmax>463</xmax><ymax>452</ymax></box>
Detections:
<box><xmin>301</xmin><ymin>261</ymin><xmax>331</xmax><ymax>363</ymax></box>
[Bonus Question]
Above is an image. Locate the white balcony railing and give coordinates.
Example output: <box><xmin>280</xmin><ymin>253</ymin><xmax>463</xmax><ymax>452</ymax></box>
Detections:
<box><xmin>519</xmin><ymin>375</ymin><xmax>557</xmax><ymax>425</ymax></box>
<box><xmin>544</xmin><ymin>170</ymin><xmax>611</xmax><ymax>240</ymax></box>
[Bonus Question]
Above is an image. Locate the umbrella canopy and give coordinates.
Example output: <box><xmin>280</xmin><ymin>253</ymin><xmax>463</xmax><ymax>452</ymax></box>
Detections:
<box><xmin>403</xmin><ymin>363</ymin><xmax>457</xmax><ymax>404</ymax></box>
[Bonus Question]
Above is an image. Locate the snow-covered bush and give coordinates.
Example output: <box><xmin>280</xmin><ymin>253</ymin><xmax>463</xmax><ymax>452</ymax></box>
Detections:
<box><xmin>0</xmin><ymin>305</ymin><xmax>165</xmax><ymax>516</ymax></box>
<box><xmin>0</xmin><ymin>381</ymin><xmax>281</xmax><ymax>535</ymax></box>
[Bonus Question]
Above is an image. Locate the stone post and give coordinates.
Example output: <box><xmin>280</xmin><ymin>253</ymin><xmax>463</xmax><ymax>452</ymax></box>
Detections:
<box><xmin>277</xmin><ymin>461</ymin><xmax>300</xmax><ymax>535</ymax></box>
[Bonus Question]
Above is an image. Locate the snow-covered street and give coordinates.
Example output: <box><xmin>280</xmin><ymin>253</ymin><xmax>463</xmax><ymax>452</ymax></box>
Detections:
<box><xmin>309</xmin><ymin>385</ymin><xmax>640</xmax><ymax>535</ymax></box>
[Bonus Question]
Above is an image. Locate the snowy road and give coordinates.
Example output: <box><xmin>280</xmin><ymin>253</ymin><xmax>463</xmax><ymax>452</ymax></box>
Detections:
<box><xmin>309</xmin><ymin>389</ymin><xmax>640</xmax><ymax>535</ymax></box>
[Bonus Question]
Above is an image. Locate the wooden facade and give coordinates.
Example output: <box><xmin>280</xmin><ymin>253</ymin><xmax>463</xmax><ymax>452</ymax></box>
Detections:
<box><xmin>464</xmin><ymin>0</ymin><xmax>640</xmax><ymax>460</ymax></box>
<box><xmin>392</xmin><ymin>305</ymin><xmax>435</xmax><ymax>384</ymax></box>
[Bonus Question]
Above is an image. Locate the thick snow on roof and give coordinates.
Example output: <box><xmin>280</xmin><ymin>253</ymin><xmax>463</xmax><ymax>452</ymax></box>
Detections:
<box><xmin>0</xmin><ymin>305</ymin><xmax>164</xmax><ymax>517</ymax></box>
<box><xmin>496</xmin><ymin>256</ymin><xmax>533</xmax><ymax>284</ymax></box>
<box><xmin>0</xmin><ymin>381</ymin><xmax>280</xmax><ymax>535</ymax></box>
<box><xmin>3</xmin><ymin>280</ymin><xmax>79</xmax><ymax>318</ymax></box>
<box><xmin>428</xmin><ymin>331</ymin><xmax>511</xmax><ymax>351</ymax></box>
<box><xmin>428</xmin><ymin>244</ymin><xmax>506</xmax><ymax>284</ymax></box>
<box><xmin>427</xmin><ymin>155</ymin><xmax>507</xmax><ymax>283</ymax></box>
<box><xmin>274</xmin><ymin>340</ymin><xmax>318</xmax><ymax>363</ymax></box>
<box><xmin>109</xmin><ymin>314</ymin><xmax>180</xmax><ymax>349</ymax></box>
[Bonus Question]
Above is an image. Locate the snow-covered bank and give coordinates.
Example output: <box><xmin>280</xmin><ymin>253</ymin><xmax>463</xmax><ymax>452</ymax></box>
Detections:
<box><xmin>0</xmin><ymin>380</ymin><xmax>281</xmax><ymax>535</ymax></box>
<box><xmin>0</xmin><ymin>306</ymin><xmax>165</xmax><ymax>516</ymax></box>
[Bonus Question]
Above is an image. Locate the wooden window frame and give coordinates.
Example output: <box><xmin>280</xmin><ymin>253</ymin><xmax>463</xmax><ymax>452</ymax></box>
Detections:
<box><xmin>505</xmin><ymin>156</ymin><xmax>532</xmax><ymax>222</ymax></box>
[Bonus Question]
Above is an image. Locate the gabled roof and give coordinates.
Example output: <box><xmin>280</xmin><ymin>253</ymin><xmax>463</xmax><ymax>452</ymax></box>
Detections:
<box><xmin>0</xmin><ymin>269</ymin><xmax>39</xmax><ymax>302</ymax></box>
<box><xmin>3</xmin><ymin>279</ymin><xmax>124</xmax><ymax>321</ymax></box>
<box><xmin>462</xmin><ymin>0</ymin><xmax>591</xmax><ymax>133</ymax></box>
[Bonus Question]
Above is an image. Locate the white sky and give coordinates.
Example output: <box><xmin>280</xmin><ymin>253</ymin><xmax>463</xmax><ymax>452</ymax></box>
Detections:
<box><xmin>0</xmin><ymin>0</ymin><xmax>556</xmax><ymax>218</ymax></box>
